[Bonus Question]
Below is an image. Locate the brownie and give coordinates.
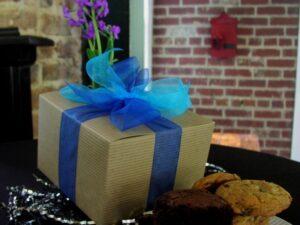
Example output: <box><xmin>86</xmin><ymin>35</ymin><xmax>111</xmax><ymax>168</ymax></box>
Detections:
<box><xmin>153</xmin><ymin>189</ymin><xmax>233</xmax><ymax>225</ymax></box>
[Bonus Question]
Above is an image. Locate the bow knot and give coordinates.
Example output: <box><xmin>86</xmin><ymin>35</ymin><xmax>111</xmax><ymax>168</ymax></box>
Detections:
<box><xmin>60</xmin><ymin>50</ymin><xmax>191</xmax><ymax>130</ymax></box>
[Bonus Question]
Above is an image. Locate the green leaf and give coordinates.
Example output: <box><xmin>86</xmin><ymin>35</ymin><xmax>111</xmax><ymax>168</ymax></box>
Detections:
<box><xmin>86</xmin><ymin>48</ymin><xmax>96</xmax><ymax>59</ymax></box>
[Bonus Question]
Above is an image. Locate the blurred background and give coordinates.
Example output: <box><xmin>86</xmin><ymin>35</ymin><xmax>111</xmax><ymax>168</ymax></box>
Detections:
<box><xmin>0</xmin><ymin>0</ymin><xmax>299</xmax><ymax>159</ymax></box>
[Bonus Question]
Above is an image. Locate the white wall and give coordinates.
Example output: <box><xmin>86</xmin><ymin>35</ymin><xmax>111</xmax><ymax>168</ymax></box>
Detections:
<box><xmin>291</xmin><ymin>11</ymin><xmax>300</xmax><ymax>162</ymax></box>
<box><xmin>129</xmin><ymin>0</ymin><xmax>153</xmax><ymax>70</ymax></box>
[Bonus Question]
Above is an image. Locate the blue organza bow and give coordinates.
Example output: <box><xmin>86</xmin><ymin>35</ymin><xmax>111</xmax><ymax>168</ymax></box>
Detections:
<box><xmin>60</xmin><ymin>50</ymin><xmax>191</xmax><ymax>131</ymax></box>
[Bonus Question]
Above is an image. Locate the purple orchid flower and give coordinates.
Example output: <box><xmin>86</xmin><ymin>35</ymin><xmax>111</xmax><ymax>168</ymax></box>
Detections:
<box><xmin>110</xmin><ymin>25</ymin><xmax>121</xmax><ymax>39</ymax></box>
<box><xmin>83</xmin><ymin>21</ymin><xmax>95</xmax><ymax>40</ymax></box>
<box><xmin>99</xmin><ymin>20</ymin><xmax>106</xmax><ymax>31</ymax></box>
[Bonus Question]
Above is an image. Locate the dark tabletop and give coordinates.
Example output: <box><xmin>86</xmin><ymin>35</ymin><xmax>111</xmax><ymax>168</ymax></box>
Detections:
<box><xmin>0</xmin><ymin>141</ymin><xmax>299</xmax><ymax>224</ymax></box>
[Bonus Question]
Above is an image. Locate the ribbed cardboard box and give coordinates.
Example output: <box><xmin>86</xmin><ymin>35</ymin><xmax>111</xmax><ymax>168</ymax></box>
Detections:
<box><xmin>38</xmin><ymin>91</ymin><xmax>214</xmax><ymax>225</ymax></box>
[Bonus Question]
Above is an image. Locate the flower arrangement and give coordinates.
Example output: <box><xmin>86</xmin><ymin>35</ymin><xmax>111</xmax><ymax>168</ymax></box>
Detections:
<box><xmin>63</xmin><ymin>0</ymin><xmax>121</xmax><ymax>88</ymax></box>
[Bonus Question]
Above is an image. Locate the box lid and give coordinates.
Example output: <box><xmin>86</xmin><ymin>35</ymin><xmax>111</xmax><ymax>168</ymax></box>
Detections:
<box><xmin>41</xmin><ymin>91</ymin><xmax>214</xmax><ymax>142</ymax></box>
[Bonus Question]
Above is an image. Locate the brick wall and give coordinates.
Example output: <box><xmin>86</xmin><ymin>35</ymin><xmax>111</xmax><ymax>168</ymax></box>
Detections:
<box><xmin>153</xmin><ymin>0</ymin><xmax>299</xmax><ymax>157</ymax></box>
<box><xmin>0</xmin><ymin>0</ymin><xmax>81</xmax><ymax>138</ymax></box>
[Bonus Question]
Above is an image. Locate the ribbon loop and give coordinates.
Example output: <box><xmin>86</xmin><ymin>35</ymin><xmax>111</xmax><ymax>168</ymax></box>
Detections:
<box><xmin>61</xmin><ymin>50</ymin><xmax>191</xmax><ymax>130</ymax></box>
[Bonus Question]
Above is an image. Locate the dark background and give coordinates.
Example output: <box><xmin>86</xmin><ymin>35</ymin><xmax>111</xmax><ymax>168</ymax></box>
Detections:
<box><xmin>82</xmin><ymin>0</ymin><xmax>130</xmax><ymax>86</ymax></box>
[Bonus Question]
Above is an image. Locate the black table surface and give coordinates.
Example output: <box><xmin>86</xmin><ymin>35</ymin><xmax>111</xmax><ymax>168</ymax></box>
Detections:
<box><xmin>0</xmin><ymin>140</ymin><xmax>299</xmax><ymax>224</ymax></box>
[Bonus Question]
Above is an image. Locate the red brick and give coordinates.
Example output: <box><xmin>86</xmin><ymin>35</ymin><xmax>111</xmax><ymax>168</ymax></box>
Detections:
<box><xmin>242</xmin><ymin>0</ymin><xmax>268</xmax><ymax>4</ymax></box>
<box><xmin>266</xmin><ymin>140</ymin><xmax>291</xmax><ymax>148</ymax></box>
<box><xmin>167</xmin><ymin>68</ymin><xmax>193</xmax><ymax>75</ymax></box>
<box><xmin>225</xmin><ymin>69</ymin><xmax>251</xmax><ymax>77</ymax></box>
<box><xmin>249</xmin><ymin>38</ymin><xmax>262</xmax><ymax>46</ymax></box>
<box><xmin>283</xmin><ymin>49</ymin><xmax>297</xmax><ymax>57</ymax></box>
<box><xmin>255</xmin><ymin>70</ymin><xmax>280</xmax><ymax>78</ymax></box>
<box><xmin>153</xmin><ymin>28</ymin><xmax>166</xmax><ymax>35</ymax></box>
<box><xmin>279</xmin><ymin>151</ymin><xmax>291</xmax><ymax>159</ymax></box>
<box><xmin>153</xmin><ymin>57</ymin><xmax>176</xmax><ymax>65</ymax></box>
<box><xmin>285</xmin><ymin>111</ymin><xmax>293</xmax><ymax>119</ymax></box>
<box><xmin>268</xmin><ymin>80</ymin><xmax>295</xmax><ymax>88</ymax></box>
<box><xmin>238</xmin><ymin>120</ymin><xmax>264</xmax><ymax>127</ymax></box>
<box><xmin>182</xmin><ymin>17</ymin><xmax>209</xmax><ymax>24</ymax></box>
<box><xmin>193</xmin><ymin>48</ymin><xmax>209</xmax><ymax>55</ymax></box>
<box><xmin>257</xmin><ymin>7</ymin><xmax>285</xmax><ymax>14</ymax></box>
<box><xmin>256</xmin><ymin>28</ymin><xmax>284</xmax><ymax>36</ymax></box>
<box><xmin>238</xmin><ymin>59</ymin><xmax>264</xmax><ymax>67</ymax></box>
<box><xmin>215</xmin><ymin>119</ymin><xmax>234</xmax><ymax>126</ymax></box>
<box><xmin>196</xmin><ymin>108</ymin><xmax>222</xmax><ymax>116</ymax></box>
<box><xmin>286</xmin><ymin>100</ymin><xmax>294</xmax><ymax>108</ymax></box>
<box><xmin>255</xmin><ymin>111</ymin><xmax>281</xmax><ymax>118</ymax></box>
<box><xmin>240</xmin><ymin>18</ymin><xmax>268</xmax><ymax>25</ymax></box>
<box><xmin>272</xmin><ymin>101</ymin><xmax>284</xmax><ymax>108</ymax></box>
<box><xmin>183</xmin><ymin>77</ymin><xmax>207</xmax><ymax>85</ymax></box>
<box><xmin>239</xmin><ymin>80</ymin><xmax>266</xmax><ymax>87</ymax></box>
<box><xmin>155</xmin><ymin>0</ymin><xmax>179</xmax><ymax>5</ymax></box>
<box><xmin>226</xmin><ymin>109</ymin><xmax>252</xmax><ymax>117</ymax></box>
<box><xmin>174</xmin><ymin>38</ymin><xmax>187</xmax><ymax>45</ymax></box>
<box><xmin>237</xmin><ymin>28</ymin><xmax>253</xmax><ymax>35</ymax></box>
<box><xmin>267</xmin><ymin>59</ymin><xmax>295</xmax><ymax>67</ymax></box>
<box><xmin>286</xmin><ymin>28</ymin><xmax>298</xmax><ymax>36</ymax></box>
<box><xmin>255</xmin><ymin>90</ymin><xmax>282</xmax><ymax>98</ymax></box>
<box><xmin>284</xmin><ymin>70</ymin><xmax>296</xmax><ymax>78</ymax></box>
<box><xmin>183</xmin><ymin>0</ymin><xmax>209</xmax><ymax>4</ymax></box>
<box><xmin>226</xmin><ymin>89</ymin><xmax>253</xmax><ymax>96</ymax></box>
<box><xmin>210</xmin><ymin>79</ymin><xmax>236</xmax><ymax>86</ymax></box>
<box><xmin>180</xmin><ymin>57</ymin><xmax>205</xmax><ymax>65</ymax></box>
<box><xmin>267</xmin><ymin>121</ymin><xmax>291</xmax><ymax>128</ymax></box>
<box><xmin>238</xmin><ymin>38</ymin><xmax>247</xmax><ymax>45</ymax></box>
<box><xmin>252</xmin><ymin>49</ymin><xmax>280</xmax><ymax>57</ymax></box>
<box><xmin>216</xmin><ymin>99</ymin><xmax>229</xmax><ymax>106</ymax></box>
<box><xmin>201</xmin><ymin>98</ymin><xmax>213</xmax><ymax>105</ymax></box>
<box><xmin>153</xmin><ymin>67</ymin><xmax>166</xmax><ymax>75</ymax></box>
<box><xmin>154</xmin><ymin>37</ymin><xmax>172</xmax><ymax>45</ymax></box>
<box><xmin>198</xmin><ymin>7</ymin><xmax>224</xmax><ymax>15</ymax></box>
<box><xmin>208</xmin><ymin>58</ymin><xmax>235</xmax><ymax>66</ymax></box>
<box><xmin>272</xmin><ymin>0</ymin><xmax>299</xmax><ymax>4</ymax></box>
<box><xmin>232</xmin><ymin>99</ymin><xmax>255</xmax><ymax>107</ymax></box>
<box><xmin>197</xmin><ymin>28</ymin><xmax>210</xmax><ymax>35</ymax></box>
<box><xmin>237</xmin><ymin>48</ymin><xmax>250</xmax><ymax>56</ymax></box>
<box><xmin>257</xmin><ymin>100</ymin><xmax>270</xmax><ymax>107</ymax></box>
<box><xmin>154</xmin><ymin>8</ymin><xmax>167</xmax><ymax>15</ymax></box>
<box><xmin>228</xmin><ymin>7</ymin><xmax>254</xmax><ymax>14</ymax></box>
<box><xmin>264</xmin><ymin>38</ymin><xmax>277</xmax><ymax>46</ymax></box>
<box><xmin>197</xmin><ymin>88</ymin><xmax>223</xmax><ymax>96</ymax></box>
<box><xmin>269</xmin><ymin>131</ymin><xmax>280</xmax><ymax>138</ymax></box>
<box><xmin>285</xmin><ymin>91</ymin><xmax>295</xmax><ymax>98</ymax></box>
<box><xmin>196</xmin><ymin>68</ymin><xmax>222</xmax><ymax>76</ymax></box>
<box><xmin>165</xmin><ymin>48</ymin><xmax>191</xmax><ymax>55</ymax></box>
<box><xmin>189</xmin><ymin>38</ymin><xmax>201</xmax><ymax>45</ymax></box>
<box><xmin>152</xmin><ymin>47</ymin><xmax>163</xmax><ymax>55</ymax></box>
<box><xmin>279</xmin><ymin>39</ymin><xmax>292</xmax><ymax>46</ymax></box>
<box><xmin>154</xmin><ymin>18</ymin><xmax>179</xmax><ymax>25</ymax></box>
<box><xmin>271</xmin><ymin>18</ymin><xmax>298</xmax><ymax>26</ymax></box>
<box><xmin>169</xmin><ymin>7</ymin><xmax>195</xmax><ymax>15</ymax></box>
<box><xmin>223</xmin><ymin>129</ymin><xmax>250</xmax><ymax>134</ymax></box>
<box><xmin>282</xmin><ymin>131</ymin><xmax>292</xmax><ymax>138</ymax></box>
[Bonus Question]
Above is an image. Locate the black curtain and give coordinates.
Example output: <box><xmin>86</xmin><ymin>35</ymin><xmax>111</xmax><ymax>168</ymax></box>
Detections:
<box><xmin>81</xmin><ymin>0</ymin><xmax>130</xmax><ymax>85</ymax></box>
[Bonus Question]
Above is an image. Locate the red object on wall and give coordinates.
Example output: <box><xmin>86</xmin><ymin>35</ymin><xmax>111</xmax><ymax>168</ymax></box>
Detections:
<box><xmin>210</xmin><ymin>12</ymin><xmax>238</xmax><ymax>59</ymax></box>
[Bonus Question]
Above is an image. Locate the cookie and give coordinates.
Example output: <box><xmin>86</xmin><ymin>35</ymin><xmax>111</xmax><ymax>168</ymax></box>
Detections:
<box><xmin>192</xmin><ymin>172</ymin><xmax>241</xmax><ymax>192</ymax></box>
<box><xmin>233</xmin><ymin>216</ymin><xmax>270</xmax><ymax>225</ymax></box>
<box><xmin>216</xmin><ymin>180</ymin><xmax>292</xmax><ymax>216</ymax></box>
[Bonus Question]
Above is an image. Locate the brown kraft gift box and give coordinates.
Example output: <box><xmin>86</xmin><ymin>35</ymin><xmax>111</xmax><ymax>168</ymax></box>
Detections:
<box><xmin>38</xmin><ymin>91</ymin><xmax>215</xmax><ymax>225</ymax></box>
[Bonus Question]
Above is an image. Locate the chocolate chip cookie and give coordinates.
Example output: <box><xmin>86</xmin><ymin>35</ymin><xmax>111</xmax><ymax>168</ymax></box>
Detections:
<box><xmin>216</xmin><ymin>180</ymin><xmax>292</xmax><ymax>216</ymax></box>
<box><xmin>232</xmin><ymin>216</ymin><xmax>270</xmax><ymax>225</ymax></box>
<box><xmin>192</xmin><ymin>172</ymin><xmax>241</xmax><ymax>192</ymax></box>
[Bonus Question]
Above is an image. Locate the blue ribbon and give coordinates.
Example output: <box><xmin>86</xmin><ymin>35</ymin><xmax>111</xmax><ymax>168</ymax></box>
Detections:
<box><xmin>58</xmin><ymin>50</ymin><xmax>190</xmax><ymax>207</ymax></box>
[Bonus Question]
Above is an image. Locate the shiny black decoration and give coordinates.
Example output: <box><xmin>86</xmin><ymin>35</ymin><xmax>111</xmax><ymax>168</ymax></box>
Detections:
<box><xmin>1</xmin><ymin>175</ymin><xmax>95</xmax><ymax>225</ymax></box>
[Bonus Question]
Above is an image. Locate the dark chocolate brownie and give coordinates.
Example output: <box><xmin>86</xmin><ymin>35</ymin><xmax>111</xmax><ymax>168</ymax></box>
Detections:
<box><xmin>153</xmin><ymin>189</ymin><xmax>233</xmax><ymax>225</ymax></box>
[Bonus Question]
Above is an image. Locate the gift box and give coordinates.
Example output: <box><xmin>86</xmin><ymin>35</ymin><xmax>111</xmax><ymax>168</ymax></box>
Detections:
<box><xmin>38</xmin><ymin>91</ymin><xmax>214</xmax><ymax>225</ymax></box>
